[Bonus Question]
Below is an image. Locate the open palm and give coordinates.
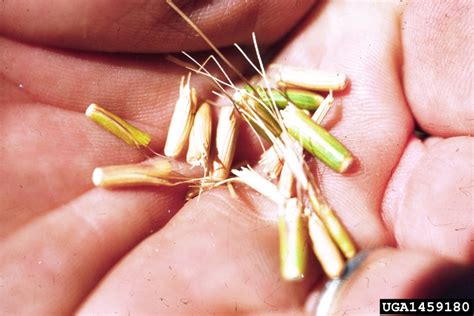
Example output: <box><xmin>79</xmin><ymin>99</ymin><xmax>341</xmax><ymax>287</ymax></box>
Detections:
<box><xmin>1</xmin><ymin>1</ymin><xmax>472</xmax><ymax>314</ymax></box>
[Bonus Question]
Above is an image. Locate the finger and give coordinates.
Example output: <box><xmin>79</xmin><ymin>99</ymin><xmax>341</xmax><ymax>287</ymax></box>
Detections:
<box><xmin>306</xmin><ymin>248</ymin><xmax>473</xmax><ymax>315</ymax></box>
<box><xmin>78</xmin><ymin>187</ymin><xmax>318</xmax><ymax>314</ymax></box>
<box><xmin>0</xmin><ymin>186</ymin><xmax>186</xmax><ymax>315</ymax></box>
<box><xmin>383</xmin><ymin>136</ymin><xmax>473</xmax><ymax>264</ymax></box>
<box><xmin>0</xmin><ymin>0</ymin><xmax>315</xmax><ymax>52</ymax></box>
<box><xmin>402</xmin><ymin>0</ymin><xmax>473</xmax><ymax>136</ymax></box>
<box><xmin>274</xmin><ymin>1</ymin><xmax>412</xmax><ymax>248</ymax></box>
<box><xmin>0</xmin><ymin>74</ymin><xmax>34</xmax><ymax>103</ymax></box>
<box><xmin>0</xmin><ymin>36</ymin><xmax>211</xmax><ymax>121</ymax></box>
<box><xmin>0</xmin><ymin>37</ymin><xmax>253</xmax><ymax>121</ymax></box>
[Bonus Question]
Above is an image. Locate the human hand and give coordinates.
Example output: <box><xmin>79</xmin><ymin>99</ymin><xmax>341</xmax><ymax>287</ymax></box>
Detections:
<box><xmin>0</xmin><ymin>0</ymin><xmax>472</xmax><ymax>314</ymax></box>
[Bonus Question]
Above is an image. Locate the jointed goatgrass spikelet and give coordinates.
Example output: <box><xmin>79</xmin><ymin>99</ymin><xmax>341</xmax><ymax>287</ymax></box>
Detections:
<box><xmin>278</xmin><ymin>163</ymin><xmax>307</xmax><ymax>281</ymax></box>
<box><xmin>272</xmin><ymin>64</ymin><xmax>348</xmax><ymax>91</ymax></box>
<box><xmin>164</xmin><ymin>74</ymin><xmax>197</xmax><ymax>158</ymax></box>
<box><xmin>246</xmin><ymin>85</ymin><xmax>325</xmax><ymax>111</ymax></box>
<box><xmin>281</xmin><ymin>105</ymin><xmax>353</xmax><ymax>173</ymax></box>
<box><xmin>308</xmin><ymin>181</ymin><xmax>356</xmax><ymax>259</ymax></box>
<box><xmin>185</xmin><ymin>102</ymin><xmax>212</xmax><ymax>200</ymax></box>
<box><xmin>307</xmin><ymin>211</ymin><xmax>345</xmax><ymax>279</ymax></box>
<box><xmin>186</xmin><ymin>102</ymin><xmax>212</xmax><ymax>167</ymax></box>
<box><xmin>278</xmin><ymin>198</ymin><xmax>307</xmax><ymax>281</ymax></box>
<box><xmin>284</xmin><ymin>89</ymin><xmax>325</xmax><ymax>110</ymax></box>
<box><xmin>212</xmin><ymin>106</ymin><xmax>239</xmax><ymax>181</ymax></box>
<box><xmin>85</xmin><ymin>103</ymin><xmax>151</xmax><ymax>148</ymax></box>
<box><xmin>92</xmin><ymin>160</ymin><xmax>173</xmax><ymax>188</ymax></box>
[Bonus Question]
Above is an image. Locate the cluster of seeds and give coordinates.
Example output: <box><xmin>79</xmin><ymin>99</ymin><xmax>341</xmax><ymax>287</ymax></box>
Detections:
<box><xmin>228</xmin><ymin>65</ymin><xmax>356</xmax><ymax>280</ymax></box>
<box><xmin>86</xmin><ymin>0</ymin><xmax>358</xmax><ymax>282</ymax></box>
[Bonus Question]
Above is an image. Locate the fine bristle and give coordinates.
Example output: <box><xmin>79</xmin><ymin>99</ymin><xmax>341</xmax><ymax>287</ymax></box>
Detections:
<box><xmin>231</xmin><ymin>166</ymin><xmax>285</xmax><ymax>205</ymax></box>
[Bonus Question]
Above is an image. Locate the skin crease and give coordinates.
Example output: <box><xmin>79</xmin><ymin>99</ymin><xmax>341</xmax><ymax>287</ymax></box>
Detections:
<box><xmin>0</xmin><ymin>0</ymin><xmax>472</xmax><ymax>315</ymax></box>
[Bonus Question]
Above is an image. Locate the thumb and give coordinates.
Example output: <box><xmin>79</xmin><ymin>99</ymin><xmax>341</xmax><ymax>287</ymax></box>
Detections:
<box><xmin>306</xmin><ymin>248</ymin><xmax>473</xmax><ymax>316</ymax></box>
